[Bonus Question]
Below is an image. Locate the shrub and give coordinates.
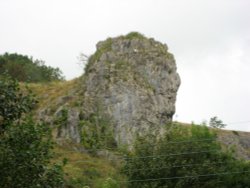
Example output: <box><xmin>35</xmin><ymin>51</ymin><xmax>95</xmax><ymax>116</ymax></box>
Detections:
<box><xmin>123</xmin><ymin>124</ymin><xmax>250</xmax><ymax>187</ymax></box>
<box><xmin>0</xmin><ymin>76</ymin><xmax>65</xmax><ymax>187</ymax></box>
<box><xmin>0</xmin><ymin>75</ymin><xmax>37</xmax><ymax>132</ymax></box>
<box><xmin>0</xmin><ymin>119</ymin><xmax>64</xmax><ymax>188</ymax></box>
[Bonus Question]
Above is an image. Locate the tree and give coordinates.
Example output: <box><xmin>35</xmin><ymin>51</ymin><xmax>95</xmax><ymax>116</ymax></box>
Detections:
<box><xmin>0</xmin><ymin>52</ymin><xmax>65</xmax><ymax>82</ymax></box>
<box><xmin>0</xmin><ymin>119</ymin><xmax>64</xmax><ymax>188</ymax></box>
<box><xmin>209</xmin><ymin>116</ymin><xmax>226</xmax><ymax>129</ymax></box>
<box><xmin>0</xmin><ymin>76</ymin><xmax>64</xmax><ymax>187</ymax></box>
<box><xmin>0</xmin><ymin>75</ymin><xmax>37</xmax><ymax>132</ymax></box>
<box><xmin>122</xmin><ymin>123</ymin><xmax>250</xmax><ymax>188</ymax></box>
<box><xmin>77</xmin><ymin>53</ymin><xmax>89</xmax><ymax>70</ymax></box>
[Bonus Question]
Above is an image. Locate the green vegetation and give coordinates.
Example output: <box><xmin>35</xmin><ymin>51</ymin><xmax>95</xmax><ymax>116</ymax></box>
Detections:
<box><xmin>79</xmin><ymin>109</ymin><xmax>116</xmax><ymax>150</ymax></box>
<box><xmin>0</xmin><ymin>53</ymin><xmax>64</xmax><ymax>82</ymax></box>
<box><xmin>28</xmin><ymin>78</ymin><xmax>81</xmax><ymax>111</ymax></box>
<box><xmin>123</xmin><ymin>32</ymin><xmax>146</xmax><ymax>40</ymax></box>
<box><xmin>0</xmin><ymin>75</ymin><xmax>37</xmax><ymax>132</ymax></box>
<box><xmin>0</xmin><ymin>120</ymin><xmax>64</xmax><ymax>188</ymax></box>
<box><xmin>0</xmin><ymin>76</ymin><xmax>64</xmax><ymax>187</ymax></box>
<box><xmin>122</xmin><ymin>124</ymin><xmax>250</xmax><ymax>187</ymax></box>
<box><xmin>53</xmin><ymin>144</ymin><xmax>125</xmax><ymax>188</ymax></box>
<box><xmin>209</xmin><ymin>116</ymin><xmax>227</xmax><ymax>129</ymax></box>
<box><xmin>54</xmin><ymin>107</ymin><xmax>69</xmax><ymax>138</ymax></box>
<box><xmin>86</xmin><ymin>38</ymin><xmax>113</xmax><ymax>72</ymax></box>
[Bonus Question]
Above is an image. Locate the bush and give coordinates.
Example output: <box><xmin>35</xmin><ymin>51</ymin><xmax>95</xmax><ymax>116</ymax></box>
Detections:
<box><xmin>123</xmin><ymin>124</ymin><xmax>250</xmax><ymax>187</ymax></box>
<box><xmin>0</xmin><ymin>119</ymin><xmax>64</xmax><ymax>188</ymax></box>
<box><xmin>0</xmin><ymin>75</ymin><xmax>37</xmax><ymax>132</ymax></box>
<box><xmin>0</xmin><ymin>76</ymin><xmax>64</xmax><ymax>187</ymax></box>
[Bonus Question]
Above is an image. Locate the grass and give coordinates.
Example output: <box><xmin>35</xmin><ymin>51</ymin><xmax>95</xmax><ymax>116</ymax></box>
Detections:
<box><xmin>24</xmin><ymin>78</ymin><xmax>82</xmax><ymax>111</ymax></box>
<box><xmin>52</xmin><ymin>143</ymin><xmax>126</xmax><ymax>188</ymax></box>
<box><xmin>23</xmin><ymin>78</ymin><xmax>126</xmax><ymax>187</ymax></box>
<box><xmin>123</xmin><ymin>32</ymin><xmax>145</xmax><ymax>40</ymax></box>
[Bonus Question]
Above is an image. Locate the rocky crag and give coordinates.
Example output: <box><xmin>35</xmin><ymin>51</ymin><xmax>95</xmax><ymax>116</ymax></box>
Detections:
<box><xmin>36</xmin><ymin>32</ymin><xmax>180</xmax><ymax>146</ymax></box>
<box><xmin>82</xmin><ymin>32</ymin><xmax>180</xmax><ymax>145</ymax></box>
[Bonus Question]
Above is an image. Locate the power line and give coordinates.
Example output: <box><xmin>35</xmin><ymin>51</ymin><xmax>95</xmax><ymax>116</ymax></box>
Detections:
<box><xmin>123</xmin><ymin>161</ymin><xmax>227</xmax><ymax>173</ymax></box>
<box><xmin>137</xmin><ymin>138</ymin><xmax>217</xmax><ymax>145</ymax></box>
<box><xmin>227</xmin><ymin>120</ymin><xmax>250</xmax><ymax>125</ymax></box>
<box><xmin>121</xmin><ymin>170</ymin><xmax>250</xmax><ymax>183</ymax></box>
<box><xmin>161</xmin><ymin>179</ymin><xmax>225</xmax><ymax>188</ymax></box>
<box><xmin>130</xmin><ymin>138</ymin><xmax>218</xmax><ymax>149</ymax></box>
<box><xmin>80</xmin><ymin>170</ymin><xmax>250</xmax><ymax>185</ymax></box>
<box><xmin>124</xmin><ymin>150</ymin><xmax>218</xmax><ymax>161</ymax></box>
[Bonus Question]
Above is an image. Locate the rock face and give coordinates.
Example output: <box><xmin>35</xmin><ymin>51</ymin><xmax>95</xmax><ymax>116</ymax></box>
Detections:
<box><xmin>82</xmin><ymin>33</ymin><xmax>181</xmax><ymax>144</ymax></box>
<box><xmin>56</xmin><ymin>108</ymin><xmax>81</xmax><ymax>143</ymax></box>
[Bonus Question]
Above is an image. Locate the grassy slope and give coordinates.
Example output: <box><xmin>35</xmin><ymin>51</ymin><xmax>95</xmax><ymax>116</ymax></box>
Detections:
<box><xmin>27</xmin><ymin>79</ymin><xmax>250</xmax><ymax>187</ymax></box>
<box><xmin>27</xmin><ymin>78</ymin><xmax>82</xmax><ymax>110</ymax></box>
<box><xmin>27</xmin><ymin>79</ymin><xmax>126</xmax><ymax>188</ymax></box>
<box><xmin>53</xmin><ymin>143</ymin><xmax>125</xmax><ymax>188</ymax></box>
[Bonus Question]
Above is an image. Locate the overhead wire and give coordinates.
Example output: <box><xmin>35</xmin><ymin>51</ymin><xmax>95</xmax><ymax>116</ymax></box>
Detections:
<box><xmin>123</xmin><ymin>150</ymin><xmax>219</xmax><ymax>161</ymax></box>
<box><xmin>76</xmin><ymin>170</ymin><xmax>250</xmax><ymax>186</ymax></box>
<box><xmin>62</xmin><ymin>137</ymin><xmax>250</xmax><ymax>186</ymax></box>
<box><xmin>226</xmin><ymin>120</ymin><xmax>250</xmax><ymax>125</ymax></box>
<box><xmin>121</xmin><ymin>170</ymin><xmax>250</xmax><ymax>183</ymax></box>
<box><xmin>123</xmin><ymin>161</ymin><xmax>227</xmax><ymax>173</ymax></box>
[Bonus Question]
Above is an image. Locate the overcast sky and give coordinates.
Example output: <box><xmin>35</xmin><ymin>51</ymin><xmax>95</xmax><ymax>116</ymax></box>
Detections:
<box><xmin>1</xmin><ymin>0</ymin><xmax>250</xmax><ymax>131</ymax></box>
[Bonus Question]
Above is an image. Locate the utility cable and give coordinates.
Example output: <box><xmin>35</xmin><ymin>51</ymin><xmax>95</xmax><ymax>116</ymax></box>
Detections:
<box><xmin>124</xmin><ymin>150</ymin><xmax>218</xmax><ymax>161</ymax></box>
<box><xmin>123</xmin><ymin>161</ymin><xmax>227</xmax><ymax>173</ymax></box>
<box><xmin>121</xmin><ymin>170</ymin><xmax>250</xmax><ymax>183</ymax></box>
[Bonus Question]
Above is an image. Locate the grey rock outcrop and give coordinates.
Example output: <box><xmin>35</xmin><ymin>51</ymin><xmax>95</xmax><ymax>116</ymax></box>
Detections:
<box><xmin>82</xmin><ymin>33</ymin><xmax>181</xmax><ymax>144</ymax></box>
<box><xmin>56</xmin><ymin>108</ymin><xmax>81</xmax><ymax>143</ymax></box>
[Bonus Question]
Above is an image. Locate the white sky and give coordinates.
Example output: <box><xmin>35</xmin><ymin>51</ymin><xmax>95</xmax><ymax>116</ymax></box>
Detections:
<box><xmin>1</xmin><ymin>0</ymin><xmax>250</xmax><ymax>131</ymax></box>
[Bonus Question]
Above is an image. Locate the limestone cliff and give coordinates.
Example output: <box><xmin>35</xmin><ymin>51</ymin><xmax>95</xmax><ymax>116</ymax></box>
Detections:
<box><xmin>35</xmin><ymin>32</ymin><xmax>181</xmax><ymax>146</ymax></box>
<box><xmin>81</xmin><ymin>32</ymin><xmax>180</xmax><ymax>144</ymax></box>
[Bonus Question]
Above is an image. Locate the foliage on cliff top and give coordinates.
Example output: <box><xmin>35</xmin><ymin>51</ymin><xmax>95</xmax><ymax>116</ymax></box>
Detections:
<box><xmin>85</xmin><ymin>32</ymin><xmax>147</xmax><ymax>73</ymax></box>
<box><xmin>122</xmin><ymin>32</ymin><xmax>146</xmax><ymax>40</ymax></box>
<box><xmin>85</xmin><ymin>38</ymin><xmax>113</xmax><ymax>72</ymax></box>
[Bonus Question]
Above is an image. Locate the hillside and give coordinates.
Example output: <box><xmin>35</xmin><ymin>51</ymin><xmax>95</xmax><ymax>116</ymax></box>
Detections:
<box><xmin>22</xmin><ymin>33</ymin><xmax>250</xmax><ymax>187</ymax></box>
<box><xmin>29</xmin><ymin>79</ymin><xmax>250</xmax><ymax>159</ymax></box>
<box><xmin>26</xmin><ymin>32</ymin><xmax>250</xmax><ymax>161</ymax></box>
<box><xmin>29</xmin><ymin>83</ymin><xmax>250</xmax><ymax>187</ymax></box>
